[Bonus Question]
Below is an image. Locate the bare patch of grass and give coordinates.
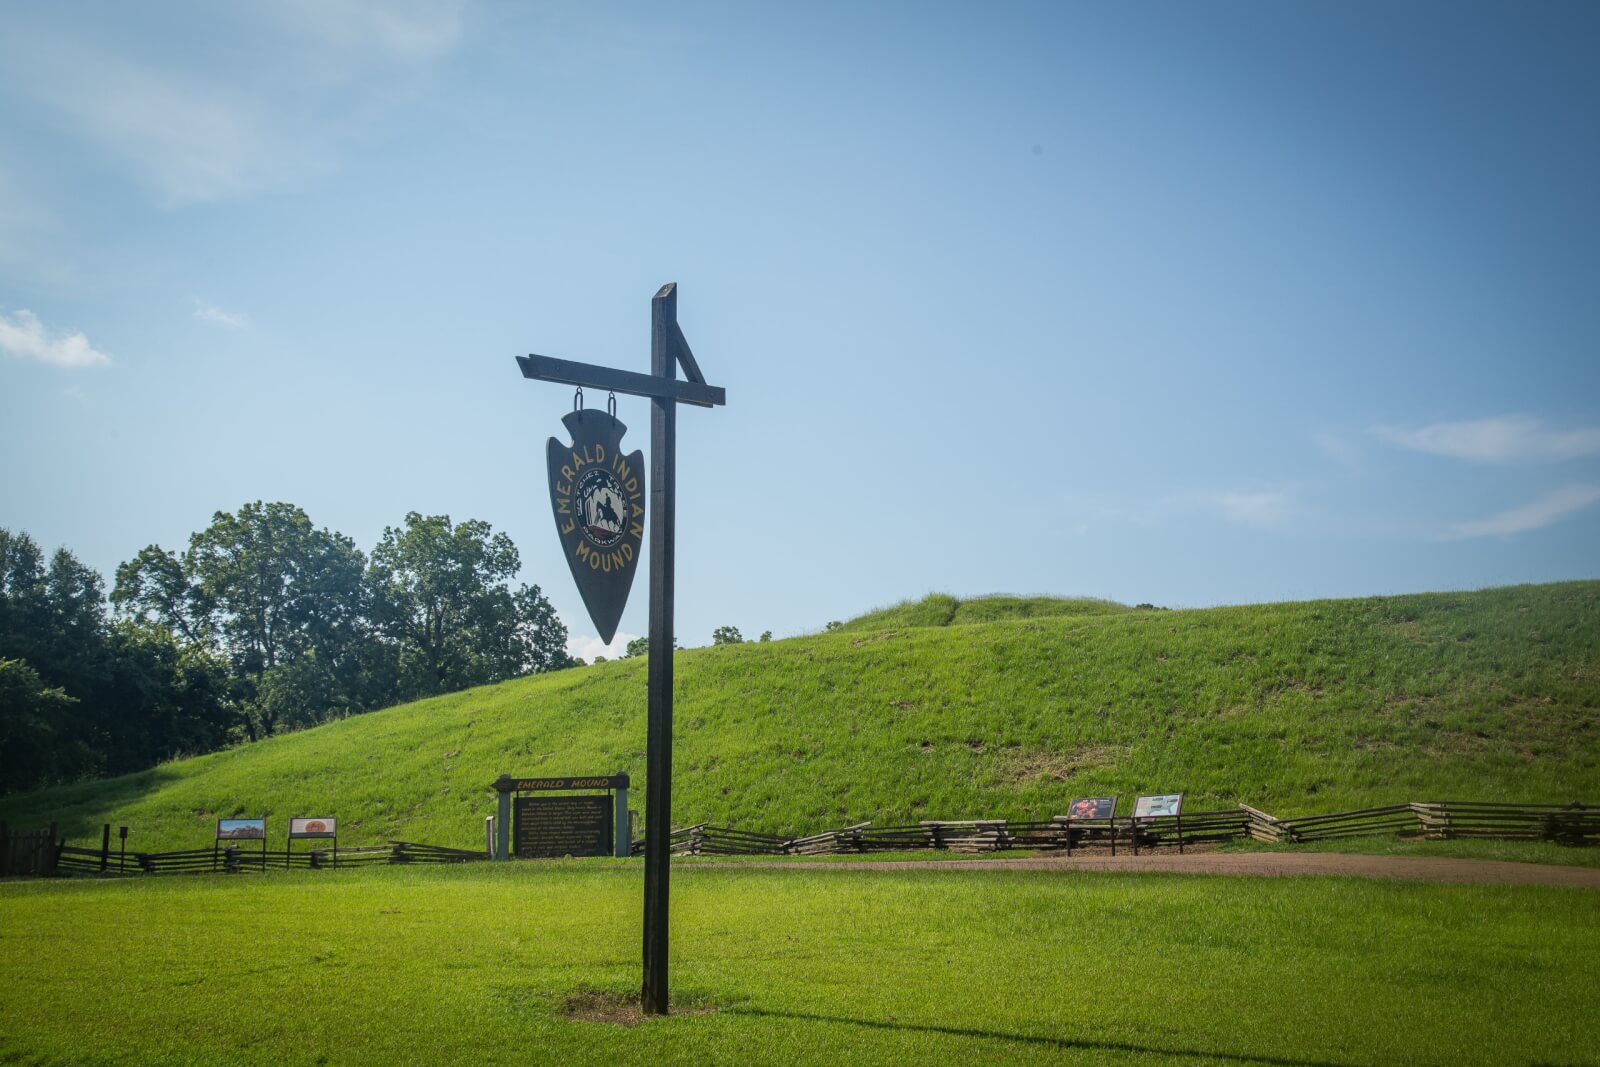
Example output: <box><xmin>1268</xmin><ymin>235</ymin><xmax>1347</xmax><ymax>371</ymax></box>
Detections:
<box><xmin>561</xmin><ymin>989</ymin><xmax>720</xmax><ymax>1026</ymax></box>
<box><xmin>1000</xmin><ymin>745</ymin><xmax>1127</xmax><ymax>783</ymax></box>
<box><xmin>562</xmin><ymin>990</ymin><xmax>648</xmax><ymax>1026</ymax></box>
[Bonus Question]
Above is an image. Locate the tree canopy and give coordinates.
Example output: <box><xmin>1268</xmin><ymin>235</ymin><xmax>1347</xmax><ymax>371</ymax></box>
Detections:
<box><xmin>369</xmin><ymin>512</ymin><xmax>571</xmax><ymax>698</ymax></box>
<box><xmin>2</xmin><ymin>504</ymin><xmax>573</xmax><ymax>794</ymax></box>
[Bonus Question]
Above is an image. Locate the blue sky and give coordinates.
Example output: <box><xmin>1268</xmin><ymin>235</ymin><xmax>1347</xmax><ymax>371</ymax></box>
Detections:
<box><xmin>2</xmin><ymin>1</ymin><xmax>1597</xmax><ymax>660</ymax></box>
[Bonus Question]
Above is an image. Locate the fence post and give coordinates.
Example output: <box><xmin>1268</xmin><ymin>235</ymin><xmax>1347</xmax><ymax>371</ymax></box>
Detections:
<box><xmin>496</xmin><ymin>787</ymin><xmax>512</xmax><ymax>861</ymax></box>
<box><xmin>47</xmin><ymin>821</ymin><xmax>59</xmax><ymax>875</ymax></box>
<box><xmin>614</xmin><ymin>782</ymin><xmax>630</xmax><ymax>858</ymax></box>
<box><xmin>100</xmin><ymin>824</ymin><xmax>110</xmax><ymax>872</ymax></box>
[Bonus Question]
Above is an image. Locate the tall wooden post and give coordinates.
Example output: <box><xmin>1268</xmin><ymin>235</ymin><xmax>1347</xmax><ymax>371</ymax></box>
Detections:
<box><xmin>516</xmin><ymin>282</ymin><xmax>723</xmax><ymax>1018</ymax></box>
<box><xmin>642</xmin><ymin>283</ymin><xmax>677</xmax><ymax>1015</ymax></box>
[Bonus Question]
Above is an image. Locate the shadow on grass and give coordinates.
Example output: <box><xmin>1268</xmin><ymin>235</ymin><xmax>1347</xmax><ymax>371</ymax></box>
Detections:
<box><xmin>728</xmin><ymin>1008</ymin><xmax>1348</xmax><ymax>1067</ymax></box>
<box><xmin>0</xmin><ymin>764</ymin><xmax>182</xmax><ymax>844</ymax></box>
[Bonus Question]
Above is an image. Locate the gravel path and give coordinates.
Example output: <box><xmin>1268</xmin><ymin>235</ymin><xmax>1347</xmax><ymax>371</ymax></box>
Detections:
<box><xmin>732</xmin><ymin>850</ymin><xmax>1600</xmax><ymax>888</ymax></box>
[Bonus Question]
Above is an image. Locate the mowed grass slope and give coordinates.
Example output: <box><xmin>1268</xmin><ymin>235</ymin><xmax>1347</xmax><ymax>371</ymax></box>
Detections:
<box><xmin>2</xmin><ymin>582</ymin><xmax>1597</xmax><ymax>852</ymax></box>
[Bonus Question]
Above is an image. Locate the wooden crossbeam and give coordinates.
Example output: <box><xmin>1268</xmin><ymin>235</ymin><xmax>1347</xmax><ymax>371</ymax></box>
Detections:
<box><xmin>516</xmin><ymin>353</ymin><xmax>725</xmax><ymax>408</ymax></box>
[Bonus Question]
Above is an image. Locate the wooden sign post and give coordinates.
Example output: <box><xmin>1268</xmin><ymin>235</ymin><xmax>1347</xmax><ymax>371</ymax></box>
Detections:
<box><xmin>516</xmin><ymin>283</ymin><xmax>725</xmax><ymax>1015</ymax></box>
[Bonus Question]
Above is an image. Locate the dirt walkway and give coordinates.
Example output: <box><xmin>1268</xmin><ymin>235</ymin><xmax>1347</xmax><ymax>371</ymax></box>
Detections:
<box><xmin>732</xmin><ymin>851</ymin><xmax>1600</xmax><ymax>888</ymax></box>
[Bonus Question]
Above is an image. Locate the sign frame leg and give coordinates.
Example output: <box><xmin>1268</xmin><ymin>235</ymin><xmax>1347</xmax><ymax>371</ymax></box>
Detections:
<box><xmin>641</xmin><ymin>283</ymin><xmax>678</xmax><ymax>1016</ymax></box>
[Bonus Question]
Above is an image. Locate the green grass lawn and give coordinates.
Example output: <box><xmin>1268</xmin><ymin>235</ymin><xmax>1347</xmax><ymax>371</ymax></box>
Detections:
<box><xmin>1223</xmin><ymin>835</ymin><xmax>1600</xmax><ymax>868</ymax></box>
<box><xmin>1</xmin><ymin>863</ymin><xmax>1596</xmax><ymax>1066</ymax></box>
<box><xmin>2</xmin><ymin>582</ymin><xmax>1596</xmax><ymax>855</ymax></box>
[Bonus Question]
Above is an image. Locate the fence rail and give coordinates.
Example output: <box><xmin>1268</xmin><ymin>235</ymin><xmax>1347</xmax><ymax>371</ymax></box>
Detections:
<box><xmin>26</xmin><ymin>800</ymin><xmax>1596</xmax><ymax>878</ymax></box>
<box><xmin>35</xmin><ymin>837</ymin><xmax>489</xmax><ymax>878</ymax></box>
<box><xmin>1412</xmin><ymin>801</ymin><xmax>1599</xmax><ymax>843</ymax></box>
<box><xmin>667</xmin><ymin>824</ymin><xmax>790</xmax><ymax>856</ymax></box>
<box><xmin>1246</xmin><ymin>804</ymin><xmax>1421</xmax><ymax>843</ymax></box>
<box><xmin>635</xmin><ymin>801</ymin><xmax>1595</xmax><ymax>858</ymax></box>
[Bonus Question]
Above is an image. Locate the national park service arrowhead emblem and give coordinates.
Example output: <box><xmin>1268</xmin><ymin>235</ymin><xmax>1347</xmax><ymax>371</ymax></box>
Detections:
<box><xmin>547</xmin><ymin>409</ymin><xmax>644</xmax><ymax>644</ymax></box>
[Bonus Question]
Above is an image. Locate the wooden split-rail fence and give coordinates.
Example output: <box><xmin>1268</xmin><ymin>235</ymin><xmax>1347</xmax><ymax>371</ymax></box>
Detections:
<box><xmin>643</xmin><ymin>800</ymin><xmax>1597</xmax><ymax>858</ymax></box>
<box><xmin>44</xmin><ymin>837</ymin><xmax>488</xmax><ymax>877</ymax></box>
<box><xmin>10</xmin><ymin>800</ymin><xmax>1594</xmax><ymax>878</ymax></box>
<box><xmin>662</xmin><ymin>809</ymin><xmax>1252</xmax><ymax>856</ymax></box>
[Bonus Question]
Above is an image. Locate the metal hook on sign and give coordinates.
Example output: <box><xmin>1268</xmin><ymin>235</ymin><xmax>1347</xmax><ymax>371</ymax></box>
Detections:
<box><xmin>607</xmin><ymin>391</ymin><xmax>617</xmax><ymax>418</ymax></box>
<box><xmin>574</xmin><ymin>386</ymin><xmax>584</xmax><ymax>412</ymax></box>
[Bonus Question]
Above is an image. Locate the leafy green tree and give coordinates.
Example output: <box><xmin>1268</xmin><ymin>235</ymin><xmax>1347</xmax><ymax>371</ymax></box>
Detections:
<box><xmin>96</xmin><ymin>623</ymin><xmax>235</xmax><ymax>772</ymax></box>
<box><xmin>181</xmin><ymin>502</ymin><xmax>369</xmax><ymax>737</ymax></box>
<box><xmin>711</xmin><ymin>625</ymin><xmax>744</xmax><ymax>645</ymax></box>
<box><xmin>0</xmin><ymin>658</ymin><xmax>76</xmax><ymax>794</ymax></box>
<box><xmin>623</xmin><ymin>636</ymin><xmax>680</xmax><ymax>658</ymax></box>
<box><xmin>0</xmin><ymin>531</ymin><xmax>111</xmax><ymax>784</ymax></box>
<box><xmin>186</xmin><ymin>503</ymin><xmax>365</xmax><ymax>673</ymax></box>
<box><xmin>824</xmin><ymin>620</ymin><xmax>844</xmax><ymax>632</ymax></box>
<box><xmin>112</xmin><ymin>545</ymin><xmax>212</xmax><ymax>645</ymax></box>
<box><xmin>759</xmin><ymin>631</ymin><xmax>772</xmax><ymax>642</ymax></box>
<box><xmin>1</xmin><ymin>531</ymin><xmax>107</xmax><ymax>698</ymax></box>
<box><xmin>0</xmin><ymin>529</ymin><xmax>51</xmax><ymax>665</ymax></box>
<box><xmin>114</xmin><ymin>506</ymin><xmax>383</xmax><ymax>738</ymax></box>
<box><xmin>368</xmin><ymin>512</ymin><xmax>571</xmax><ymax>698</ymax></box>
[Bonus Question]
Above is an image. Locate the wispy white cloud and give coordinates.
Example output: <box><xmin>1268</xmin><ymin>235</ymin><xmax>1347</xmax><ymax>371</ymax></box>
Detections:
<box><xmin>0</xmin><ymin>309</ymin><xmax>110</xmax><ymax>367</ymax></box>
<box><xmin>1373</xmin><ymin>415</ymin><xmax>1600</xmax><ymax>463</ymax></box>
<box><xmin>10</xmin><ymin>45</ymin><xmax>308</xmax><ymax>205</ymax></box>
<box><xmin>267</xmin><ymin>1</ymin><xmax>465</xmax><ymax>64</ymax></box>
<box><xmin>0</xmin><ymin>5</ymin><xmax>465</xmax><ymax>205</ymax></box>
<box><xmin>567</xmin><ymin>629</ymin><xmax>639</xmax><ymax>663</ymax></box>
<box><xmin>1448</xmin><ymin>485</ymin><xmax>1600</xmax><ymax>539</ymax></box>
<box><xmin>193</xmin><ymin>301</ymin><xmax>249</xmax><ymax>329</ymax></box>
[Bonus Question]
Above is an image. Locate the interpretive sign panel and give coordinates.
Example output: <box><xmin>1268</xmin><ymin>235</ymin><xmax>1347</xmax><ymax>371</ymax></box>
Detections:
<box><xmin>1134</xmin><ymin>794</ymin><xmax>1183</xmax><ymax>819</ymax></box>
<box><xmin>1068</xmin><ymin>797</ymin><xmax>1117</xmax><ymax>821</ymax></box>
<box><xmin>514</xmin><ymin>794</ymin><xmax>613</xmax><ymax>858</ymax></box>
<box><xmin>216</xmin><ymin>819</ymin><xmax>266</xmax><ymax>839</ymax></box>
<box><xmin>289</xmin><ymin>818</ymin><xmax>336</xmax><ymax>839</ymax></box>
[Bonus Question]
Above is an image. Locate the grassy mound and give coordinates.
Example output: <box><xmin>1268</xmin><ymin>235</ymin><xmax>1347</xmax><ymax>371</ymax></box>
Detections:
<box><xmin>836</xmin><ymin>593</ymin><xmax>1133</xmax><ymax>631</ymax></box>
<box><xmin>2</xmin><ymin>582</ymin><xmax>1596</xmax><ymax>852</ymax></box>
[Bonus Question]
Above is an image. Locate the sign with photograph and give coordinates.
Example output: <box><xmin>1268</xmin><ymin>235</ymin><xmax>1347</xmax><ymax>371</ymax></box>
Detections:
<box><xmin>1067</xmin><ymin>796</ymin><xmax>1117</xmax><ymax>821</ymax></box>
<box><xmin>1133</xmin><ymin>794</ymin><xmax>1183</xmax><ymax>819</ymax></box>
<box><xmin>216</xmin><ymin>818</ymin><xmax>266</xmax><ymax>839</ymax></box>
<box><xmin>289</xmin><ymin>818</ymin><xmax>336</xmax><ymax>839</ymax></box>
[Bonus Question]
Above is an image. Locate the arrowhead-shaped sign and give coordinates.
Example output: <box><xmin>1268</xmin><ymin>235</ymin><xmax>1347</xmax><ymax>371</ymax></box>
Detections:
<box><xmin>547</xmin><ymin>409</ymin><xmax>645</xmax><ymax>644</ymax></box>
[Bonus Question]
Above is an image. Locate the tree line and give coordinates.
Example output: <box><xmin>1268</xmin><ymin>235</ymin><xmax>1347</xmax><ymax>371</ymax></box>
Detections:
<box><xmin>0</xmin><ymin>503</ymin><xmax>572</xmax><ymax>794</ymax></box>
